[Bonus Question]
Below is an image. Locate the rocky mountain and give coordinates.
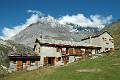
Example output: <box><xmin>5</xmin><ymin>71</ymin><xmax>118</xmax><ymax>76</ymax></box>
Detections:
<box><xmin>67</xmin><ymin>23</ymin><xmax>101</xmax><ymax>33</ymax></box>
<box><xmin>11</xmin><ymin>16</ymin><xmax>96</xmax><ymax>47</ymax></box>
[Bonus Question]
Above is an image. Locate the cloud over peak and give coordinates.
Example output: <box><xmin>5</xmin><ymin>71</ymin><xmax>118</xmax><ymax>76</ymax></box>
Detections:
<box><xmin>0</xmin><ymin>14</ymin><xmax>40</xmax><ymax>40</ymax></box>
<box><xmin>58</xmin><ymin>14</ymin><xmax>112</xmax><ymax>28</ymax></box>
<box><xmin>27</xmin><ymin>10</ymin><xmax>45</xmax><ymax>16</ymax></box>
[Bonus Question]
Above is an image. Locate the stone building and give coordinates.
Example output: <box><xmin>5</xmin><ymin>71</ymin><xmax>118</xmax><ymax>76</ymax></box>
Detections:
<box><xmin>80</xmin><ymin>31</ymin><xmax>114</xmax><ymax>53</ymax></box>
<box><xmin>33</xmin><ymin>37</ymin><xmax>101</xmax><ymax>66</ymax></box>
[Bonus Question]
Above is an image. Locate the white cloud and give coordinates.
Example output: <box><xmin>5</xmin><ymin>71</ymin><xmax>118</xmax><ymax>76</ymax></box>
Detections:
<box><xmin>58</xmin><ymin>14</ymin><xmax>112</xmax><ymax>28</ymax></box>
<box><xmin>0</xmin><ymin>14</ymin><xmax>40</xmax><ymax>40</ymax></box>
<box><xmin>27</xmin><ymin>10</ymin><xmax>44</xmax><ymax>16</ymax></box>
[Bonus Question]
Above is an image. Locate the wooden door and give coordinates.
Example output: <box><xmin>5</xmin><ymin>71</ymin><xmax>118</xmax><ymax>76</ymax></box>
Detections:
<box><xmin>44</xmin><ymin>57</ymin><xmax>48</xmax><ymax>65</ymax></box>
<box><xmin>17</xmin><ymin>58</ymin><xmax>23</xmax><ymax>70</ymax></box>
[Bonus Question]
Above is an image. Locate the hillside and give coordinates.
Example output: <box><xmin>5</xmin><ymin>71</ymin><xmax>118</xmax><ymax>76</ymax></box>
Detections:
<box><xmin>2</xmin><ymin>50</ymin><xmax>120</xmax><ymax>80</ymax></box>
<box><xmin>0</xmin><ymin>39</ymin><xmax>34</xmax><ymax>79</ymax></box>
<box><xmin>102</xmin><ymin>20</ymin><xmax>120</xmax><ymax>48</ymax></box>
<box><xmin>0</xmin><ymin>39</ymin><xmax>33</xmax><ymax>67</ymax></box>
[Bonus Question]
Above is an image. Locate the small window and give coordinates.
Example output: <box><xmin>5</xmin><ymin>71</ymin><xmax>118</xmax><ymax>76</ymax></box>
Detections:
<box><xmin>102</xmin><ymin>37</ymin><xmax>107</xmax><ymax>41</ymax></box>
<box><xmin>106</xmin><ymin>42</ymin><xmax>109</xmax><ymax>44</ymax></box>
<box><xmin>105</xmin><ymin>48</ymin><xmax>108</xmax><ymax>51</ymax></box>
<box><xmin>104</xmin><ymin>38</ymin><xmax>107</xmax><ymax>41</ymax></box>
<box><xmin>58</xmin><ymin>57</ymin><xmax>61</xmax><ymax>61</ymax></box>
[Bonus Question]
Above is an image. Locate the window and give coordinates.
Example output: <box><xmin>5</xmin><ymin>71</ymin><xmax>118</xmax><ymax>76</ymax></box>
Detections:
<box><xmin>106</xmin><ymin>42</ymin><xmax>109</xmax><ymax>44</ymax></box>
<box><xmin>104</xmin><ymin>38</ymin><xmax>107</xmax><ymax>41</ymax></box>
<box><xmin>58</xmin><ymin>57</ymin><xmax>61</xmax><ymax>61</ymax></box>
<box><xmin>102</xmin><ymin>37</ymin><xmax>107</xmax><ymax>41</ymax></box>
<box><xmin>105</xmin><ymin>48</ymin><xmax>108</xmax><ymax>51</ymax></box>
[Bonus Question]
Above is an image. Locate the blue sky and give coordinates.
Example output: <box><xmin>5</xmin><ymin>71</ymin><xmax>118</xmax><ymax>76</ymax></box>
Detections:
<box><xmin>0</xmin><ymin>0</ymin><xmax>120</xmax><ymax>38</ymax></box>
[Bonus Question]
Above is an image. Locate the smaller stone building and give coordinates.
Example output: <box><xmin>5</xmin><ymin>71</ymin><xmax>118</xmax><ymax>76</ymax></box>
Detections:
<box><xmin>80</xmin><ymin>31</ymin><xmax>114</xmax><ymax>53</ymax></box>
<box><xmin>8</xmin><ymin>53</ymin><xmax>40</xmax><ymax>71</ymax></box>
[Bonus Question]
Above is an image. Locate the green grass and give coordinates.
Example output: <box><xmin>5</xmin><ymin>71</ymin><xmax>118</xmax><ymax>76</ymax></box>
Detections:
<box><xmin>2</xmin><ymin>50</ymin><xmax>120</xmax><ymax>80</ymax></box>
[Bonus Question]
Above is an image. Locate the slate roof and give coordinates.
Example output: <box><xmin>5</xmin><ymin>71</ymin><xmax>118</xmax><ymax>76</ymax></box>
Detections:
<box><xmin>81</xmin><ymin>31</ymin><xmax>113</xmax><ymax>41</ymax></box>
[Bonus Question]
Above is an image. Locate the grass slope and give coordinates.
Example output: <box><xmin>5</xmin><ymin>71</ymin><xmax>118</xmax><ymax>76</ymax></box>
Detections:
<box><xmin>2</xmin><ymin>50</ymin><xmax>120</xmax><ymax>80</ymax></box>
